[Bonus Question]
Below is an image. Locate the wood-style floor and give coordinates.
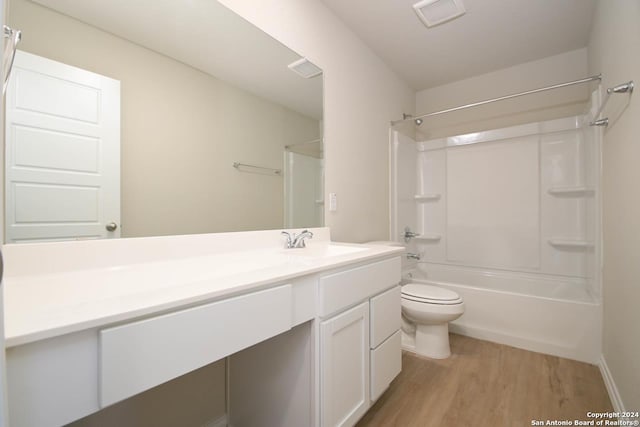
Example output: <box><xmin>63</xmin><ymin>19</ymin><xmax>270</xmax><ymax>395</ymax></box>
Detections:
<box><xmin>357</xmin><ymin>334</ymin><xmax>613</xmax><ymax>427</ymax></box>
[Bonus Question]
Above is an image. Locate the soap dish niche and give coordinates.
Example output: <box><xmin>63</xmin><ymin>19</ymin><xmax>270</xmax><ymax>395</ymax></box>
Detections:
<box><xmin>414</xmin><ymin>194</ymin><xmax>441</xmax><ymax>202</ymax></box>
<box><xmin>548</xmin><ymin>239</ymin><xmax>592</xmax><ymax>249</ymax></box>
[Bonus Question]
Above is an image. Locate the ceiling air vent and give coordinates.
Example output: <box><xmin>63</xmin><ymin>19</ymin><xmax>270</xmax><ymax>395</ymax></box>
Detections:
<box><xmin>413</xmin><ymin>0</ymin><xmax>466</xmax><ymax>28</ymax></box>
<box><xmin>288</xmin><ymin>57</ymin><xmax>322</xmax><ymax>79</ymax></box>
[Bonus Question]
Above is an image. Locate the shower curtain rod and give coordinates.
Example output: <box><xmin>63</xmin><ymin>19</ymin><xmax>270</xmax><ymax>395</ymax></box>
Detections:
<box><xmin>391</xmin><ymin>74</ymin><xmax>602</xmax><ymax>126</ymax></box>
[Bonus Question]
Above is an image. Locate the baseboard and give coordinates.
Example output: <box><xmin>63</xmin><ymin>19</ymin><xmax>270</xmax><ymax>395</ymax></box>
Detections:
<box><xmin>201</xmin><ymin>414</ymin><xmax>228</xmax><ymax>427</ymax></box>
<box><xmin>599</xmin><ymin>354</ymin><xmax>625</xmax><ymax>413</ymax></box>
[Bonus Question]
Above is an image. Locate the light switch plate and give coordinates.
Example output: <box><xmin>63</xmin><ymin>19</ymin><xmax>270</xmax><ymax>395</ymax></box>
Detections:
<box><xmin>329</xmin><ymin>193</ymin><xmax>337</xmax><ymax>212</ymax></box>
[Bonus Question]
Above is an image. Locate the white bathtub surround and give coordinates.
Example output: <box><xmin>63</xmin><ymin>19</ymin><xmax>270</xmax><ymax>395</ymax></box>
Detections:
<box><xmin>2</xmin><ymin>228</ymin><xmax>403</xmax><ymax>427</ymax></box>
<box><xmin>390</xmin><ymin>113</ymin><xmax>602</xmax><ymax>364</ymax></box>
<box><xmin>408</xmin><ymin>116</ymin><xmax>600</xmax><ymax>284</ymax></box>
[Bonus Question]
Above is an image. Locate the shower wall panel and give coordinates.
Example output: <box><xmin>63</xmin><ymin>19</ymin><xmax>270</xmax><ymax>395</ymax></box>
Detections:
<box><xmin>540</xmin><ymin>131</ymin><xmax>591</xmax><ymax>277</ymax></box>
<box><xmin>446</xmin><ymin>138</ymin><xmax>539</xmax><ymax>270</ymax></box>
<box><xmin>391</xmin><ymin>132</ymin><xmax>418</xmax><ymax>241</ymax></box>
<box><xmin>413</xmin><ymin>116</ymin><xmax>598</xmax><ymax>280</ymax></box>
<box><xmin>416</xmin><ymin>149</ymin><xmax>446</xmax><ymax>261</ymax></box>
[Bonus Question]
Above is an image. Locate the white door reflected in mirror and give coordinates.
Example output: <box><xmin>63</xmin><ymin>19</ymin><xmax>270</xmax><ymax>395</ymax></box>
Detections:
<box><xmin>4</xmin><ymin>51</ymin><xmax>121</xmax><ymax>243</ymax></box>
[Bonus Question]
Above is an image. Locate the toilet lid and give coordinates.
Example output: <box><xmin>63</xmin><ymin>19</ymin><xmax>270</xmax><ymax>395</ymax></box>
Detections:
<box><xmin>401</xmin><ymin>283</ymin><xmax>462</xmax><ymax>305</ymax></box>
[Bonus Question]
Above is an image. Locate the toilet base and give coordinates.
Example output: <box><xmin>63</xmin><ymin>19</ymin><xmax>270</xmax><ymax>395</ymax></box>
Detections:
<box><xmin>401</xmin><ymin>329</ymin><xmax>416</xmax><ymax>352</ymax></box>
<box><xmin>405</xmin><ymin>323</ymin><xmax>451</xmax><ymax>359</ymax></box>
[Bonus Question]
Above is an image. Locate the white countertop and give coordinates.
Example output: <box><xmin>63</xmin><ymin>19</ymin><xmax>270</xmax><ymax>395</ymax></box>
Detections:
<box><xmin>3</xmin><ymin>230</ymin><xmax>403</xmax><ymax>347</ymax></box>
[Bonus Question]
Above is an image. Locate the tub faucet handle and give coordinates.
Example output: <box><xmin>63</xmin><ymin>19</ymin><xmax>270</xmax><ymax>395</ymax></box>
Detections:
<box><xmin>404</xmin><ymin>226</ymin><xmax>420</xmax><ymax>243</ymax></box>
<box><xmin>406</xmin><ymin>252</ymin><xmax>421</xmax><ymax>261</ymax></box>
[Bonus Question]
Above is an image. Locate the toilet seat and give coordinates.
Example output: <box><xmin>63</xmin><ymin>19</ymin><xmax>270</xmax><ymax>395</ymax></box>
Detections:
<box><xmin>401</xmin><ymin>283</ymin><xmax>462</xmax><ymax>305</ymax></box>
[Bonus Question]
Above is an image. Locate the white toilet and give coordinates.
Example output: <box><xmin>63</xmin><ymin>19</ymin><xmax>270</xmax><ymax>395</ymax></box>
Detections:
<box><xmin>366</xmin><ymin>241</ymin><xmax>465</xmax><ymax>359</ymax></box>
<box><xmin>401</xmin><ymin>283</ymin><xmax>464</xmax><ymax>359</ymax></box>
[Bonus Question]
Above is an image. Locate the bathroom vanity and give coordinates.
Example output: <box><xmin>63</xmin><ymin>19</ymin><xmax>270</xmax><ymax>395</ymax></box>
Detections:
<box><xmin>1</xmin><ymin>228</ymin><xmax>402</xmax><ymax>427</ymax></box>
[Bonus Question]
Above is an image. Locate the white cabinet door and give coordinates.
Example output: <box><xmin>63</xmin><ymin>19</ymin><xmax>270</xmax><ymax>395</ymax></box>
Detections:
<box><xmin>320</xmin><ymin>302</ymin><xmax>370</xmax><ymax>427</ymax></box>
<box><xmin>5</xmin><ymin>50</ymin><xmax>120</xmax><ymax>243</ymax></box>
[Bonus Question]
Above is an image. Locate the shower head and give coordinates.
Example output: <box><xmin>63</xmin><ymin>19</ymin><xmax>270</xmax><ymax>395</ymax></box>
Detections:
<box><xmin>415</xmin><ymin>118</ymin><xmax>423</xmax><ymax>126</ymax></box>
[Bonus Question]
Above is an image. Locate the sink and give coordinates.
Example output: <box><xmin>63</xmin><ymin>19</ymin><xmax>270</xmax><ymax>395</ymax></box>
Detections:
<box><xmin>284</xmin><ymin>244</ymin><xmax>367</xmax><ymax>258</ymax></box>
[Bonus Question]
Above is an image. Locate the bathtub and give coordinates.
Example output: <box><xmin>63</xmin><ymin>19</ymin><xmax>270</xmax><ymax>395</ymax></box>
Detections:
<box><xmin>405</xmin><ymin>263</ymin><xmax>601</xmax><ymax>364</ymax></box>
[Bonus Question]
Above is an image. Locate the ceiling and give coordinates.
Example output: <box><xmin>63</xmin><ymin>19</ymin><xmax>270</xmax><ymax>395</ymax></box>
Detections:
<box><xmin>30</xmin><ymin>0</ymin><xmax>323</xmax><ymax>119</ymax></box>
<box><xmin>321</xmin><ymin>0</ymin><xmax>596</xmax><ymax>91</ymax></box>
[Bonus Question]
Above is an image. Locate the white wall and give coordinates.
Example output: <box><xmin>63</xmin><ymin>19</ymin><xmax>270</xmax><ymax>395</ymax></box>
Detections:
<box><xmin>415</xmin><ymin>49</ymin><xmax>590</xmax><ymax>139</ymax></box>
<box><xmin>588</xmin><ymin>0</ymin><xmax>640</xmax><ymax>412</ymax></box>
<box><xmin>218</xmin><ymin>0</ymin><xmax>415</xmax><ymax>243</ymax></box>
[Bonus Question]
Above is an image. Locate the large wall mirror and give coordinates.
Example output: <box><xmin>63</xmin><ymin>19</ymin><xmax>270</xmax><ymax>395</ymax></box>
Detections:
<box><xmin>4</xmin><ymin>0</ymin><xmax>323</xmax><ymax>243</ymax></box>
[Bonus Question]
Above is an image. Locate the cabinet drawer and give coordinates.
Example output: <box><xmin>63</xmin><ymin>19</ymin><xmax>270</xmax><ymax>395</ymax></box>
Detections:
<box><xmin>370</xmin><ymin>286</ymin><xmax>401</xmax><ymax>348</ymax></box>
<box><xmin>319</xmin><ymin>257</ymin><xmax>401</xmax><ymax>317</ymax></box>
<box><xmin>99</xmin><ymin>284</ymin><xmax>292</xmax><ymax>407</ymax></box>
<box><xmin>370</xmin><ymin>330</ymin><xmax>401</xmax><ymax>402</ymax></box>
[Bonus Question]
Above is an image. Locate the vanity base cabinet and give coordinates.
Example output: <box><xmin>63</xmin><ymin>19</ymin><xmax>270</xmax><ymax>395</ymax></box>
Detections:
<box><xmin>320</xmin><ymin>302</ymin><xmax>370</xmax><ymax>427</ymax></box>
<box><xmin>318</xmin><ymin>257</ymin><xmax>401</xmax><ymax>427</ymax></box>
<box><xmin>4</xmin><ymin>254</ymin><xmax>401</xmax><ymax>427</ymax></box>
<box><xmin>6</xmin><ymin>330</ymin><xmax>99</xmax><ymax>427</ymax></box>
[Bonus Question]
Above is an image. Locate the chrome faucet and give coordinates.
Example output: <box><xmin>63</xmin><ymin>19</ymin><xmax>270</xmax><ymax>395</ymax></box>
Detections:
<box><xmin>281</xmin><ymin>230</ymin><xmax>314</xmax><ymax>249</ymax></box>
<box><xmin>406</xmin><ymin>252</ymin><xmax>421</xmax><ymax>261</ymax></box>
